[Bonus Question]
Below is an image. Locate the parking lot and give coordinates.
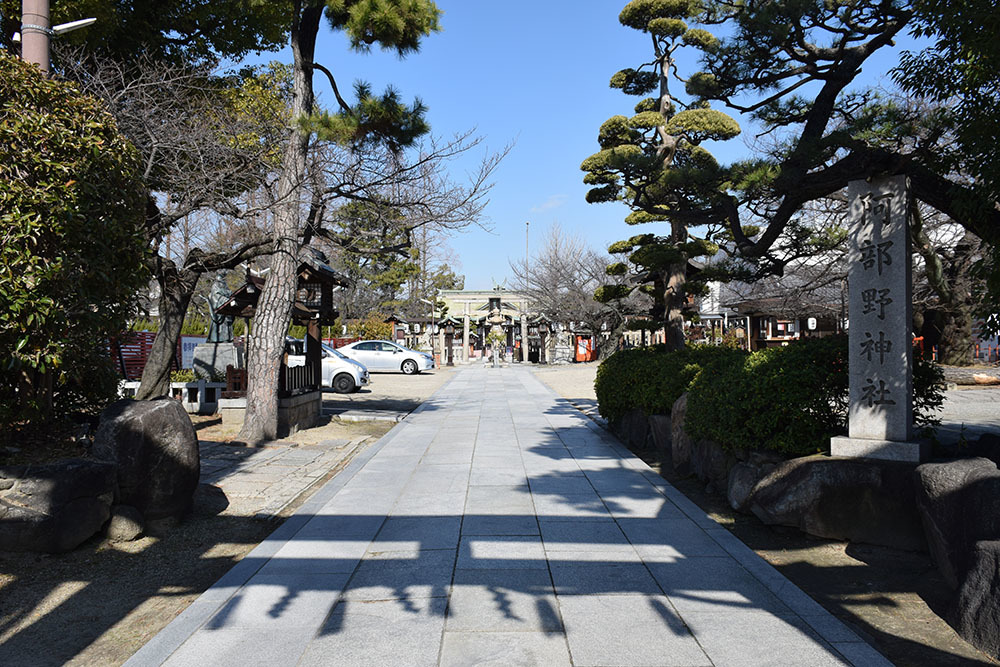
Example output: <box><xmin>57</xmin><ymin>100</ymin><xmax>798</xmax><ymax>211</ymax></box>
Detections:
<box><xmin>321</xmin><ymin>365</ymin><xmax>457</xmax><ymax>421</ymax></box>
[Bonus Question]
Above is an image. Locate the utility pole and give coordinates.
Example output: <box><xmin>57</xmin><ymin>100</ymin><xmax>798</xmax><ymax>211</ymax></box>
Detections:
<box><xmin>16</xmin><ymin>1</ymin><xmax>96</xmax><ymax>75</ymax></box>
<box><xmin>525</xmin><ymin>221</ymin><xmax>530</xmax><ymax>278</ymax></box>
<box><xmin>20</xmin><ymin>0</ymin><xmax>50</xmax><ymax>73</ymax></box>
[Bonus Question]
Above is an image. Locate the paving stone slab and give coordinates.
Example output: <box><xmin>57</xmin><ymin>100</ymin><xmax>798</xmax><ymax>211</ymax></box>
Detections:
<box><xmin>559</xmin><ymin>594</ymin><xmax>711</xmax><ymax>667</ymax></box>
<box><xmin>457</xmin><ymin>535</ymin><xmax>548</xmax><ymax>570</ymax></box>
<box><xmin>163</xmin><ymin>625</ymin><xmax>316</xmax><ymax>667</ymax></box>
<box><xmin>682</xmin><ymin>610</ymin><xmax>852</xmax><ymax>666</ymax></box>
<box><xmin>299</xmin><ymin>597</ymin><xmax>447</xmax><ymax>667</ymax></box>
<box><xmin>447</xmin><ymin>568</ymin><xmax>561</xmax><ymax>632</ymax></box>
<box><xmin>202</xmin><ymin>572</ymin><xmax>349</xmax><ymax>631</ymax></box>
<box><xmin>461</xmin><ymin>515</ymin><xmax>541</xmax><ymax>536</ymax></box>
<box><xmin>371</xmin><ymin>516</ymin><xmax>462</xmax><ymax>551</ymax></box>
<box><xmin>439</xmin><ymin>631</ymin><xmax>572</xmax><ymax>667</ymax></box>
<box><xmin>549</xmin><ymin>559</ymin><xmax>662</xmax><ymax>596</ymax></box>
<box><xmin>649</xmin><ymin>556</ymin><xmax>791</xmax><ymax>615</ymax></box>
<box><xmin>343</xmin><ymin>548</ymin><xmax>456</xmax><ymax>601</ymax></box>
<box><xmin>538</xmin><ymin>518</ymin><xmax>633</xmax><ymax>551</ymax></box>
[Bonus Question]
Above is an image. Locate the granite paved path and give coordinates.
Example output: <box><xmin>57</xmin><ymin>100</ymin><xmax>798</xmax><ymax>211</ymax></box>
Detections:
<box><xmin>127</xmin><ymin>367</ymin><xmax>891</xmax><ymax>667</ymax></box>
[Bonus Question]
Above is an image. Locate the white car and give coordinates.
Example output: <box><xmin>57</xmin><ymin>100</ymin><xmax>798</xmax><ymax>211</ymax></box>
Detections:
<box><xmin>285</xmin><ymin>339</ymin><xmax>370</xmax><ymax>393</ymax></box>
<box><xmin>337</xmin><ymin>339</ymin><xmax>434</xmax><ymax>374</ymax></box>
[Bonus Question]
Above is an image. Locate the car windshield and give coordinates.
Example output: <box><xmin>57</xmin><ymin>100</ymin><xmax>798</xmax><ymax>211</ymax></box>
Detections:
<box><xmin>322</xmin><ymin>344</ymin><xmax>349</xmax><ymax>360</ymax></box>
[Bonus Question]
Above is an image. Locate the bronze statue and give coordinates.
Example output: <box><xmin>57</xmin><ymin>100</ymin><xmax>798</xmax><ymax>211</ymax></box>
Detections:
<box><xmin>206</xmin><ymin>274</ymin><xmax>234</xmax><ymax>343</ymax></box>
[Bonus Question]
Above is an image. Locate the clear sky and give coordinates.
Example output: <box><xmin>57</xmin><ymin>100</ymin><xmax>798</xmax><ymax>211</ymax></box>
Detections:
<box><xmin>279</xmin><ymin>2</ymin><xmax>911</xmax><ymax>290</ymax></box>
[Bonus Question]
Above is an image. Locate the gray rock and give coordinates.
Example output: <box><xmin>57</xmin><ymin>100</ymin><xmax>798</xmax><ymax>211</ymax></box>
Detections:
<box><xmin>728</xmin><ymin>459</ymin><xmax>781</xmax><ymax>513</ymax></box>
<box><xmin>915</xmin><ymin>457</ymin><xmax>1000</xmax><ymax>589</ymax></box>
<box><xmin>750</xmin><ymin>455</ymin><xmax>926</xmax><ymax>550</ymax></box>
<box><xmin>671</xmin><ymin>393</ymin><xmax>692</xmax><ymax>475</ymax></box>
<box><xmin>690</xmin><ymin>437</ymin><xmax>738</xmax><ymax>495</ymax></box>
<box><xmin>617</xmin><ymin>408</ymin><xmax>650</xmax><ymax>450</ymax></box>
<box><xmin>955</xmin><ymin>540</ymin><xmax>1000</xmax><ymax>661</ymax></box>
<box><xmin>93</xmin><ymin>398</ymin><xmax>200</xmax><ymax>521</ymax></box>
<box><xmin>107</xmin><ymin>504</ymin><xmax>144</xmax><ymax>542</ymax></box>
<box><xmin>0</xmin><ymin>459</ymin><xmax>116</xmax><ymax>552</ymax></box>
<box><xmin>648</xmin><ymin>414</ymin><xmax>672</xmax><ymax>456</ymax></box>
<box><xmin>728</xmin><ymin>462</ymin><xmax>758</xmax><ymax>512</ymax></box>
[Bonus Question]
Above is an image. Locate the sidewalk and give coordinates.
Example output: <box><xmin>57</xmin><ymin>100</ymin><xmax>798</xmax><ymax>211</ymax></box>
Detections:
<box><xmin>127</xmin><ymin>366</ymin><xmax>890</xmax><ymax>666</ymax></box>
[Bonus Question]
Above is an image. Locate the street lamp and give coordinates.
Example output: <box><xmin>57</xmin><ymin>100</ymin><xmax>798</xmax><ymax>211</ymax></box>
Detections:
<box><xmin>16</xmin><ymin>0</ymin><xmax>97</xmax><ymax>74</ymax></box>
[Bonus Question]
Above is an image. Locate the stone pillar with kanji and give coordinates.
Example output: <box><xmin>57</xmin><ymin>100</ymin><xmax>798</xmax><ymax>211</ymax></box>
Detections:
<box><xmin>831</xmin><ymin>175</ymin><xmax>928</xmax><ymax>462</ymax></box>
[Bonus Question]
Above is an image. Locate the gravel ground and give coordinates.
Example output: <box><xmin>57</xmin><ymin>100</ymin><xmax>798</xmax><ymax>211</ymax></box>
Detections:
<box><xmin>0</xmin><ymin>368</ymin><xmax>457</xmax><ymax>667</ymax></box>
<box><xmin>530</xmin><ymin>362</ymin><xmax>999</xmax><ymax>667</ymax></box>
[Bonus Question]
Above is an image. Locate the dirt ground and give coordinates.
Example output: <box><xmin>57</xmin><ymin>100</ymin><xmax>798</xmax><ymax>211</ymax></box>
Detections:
<box><xmin>531</xmin><ymin>362</ymin><xmax>998</xmax><ymax>666</ymax></box>
<box><xmin>0</xmin><ymin>367</ymin><xmax>456</xmax><ymax>667</ymax></box>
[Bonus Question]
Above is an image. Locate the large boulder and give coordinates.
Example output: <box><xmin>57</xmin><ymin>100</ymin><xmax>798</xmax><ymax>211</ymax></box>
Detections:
<box><xmin>670</xmin><ymin>393</ymin><xmax>693</xmax><ymax>475</ymax></box>
<box><xmin>93</xmin><ymin>398</ymin><xmax>200</xmax><ymax>522</ymax></box>
<box><xmin>749</xmin><ymin>455</ymin><xmax>926</xmax><ymax>551</ymax></box>
<box><xmin>914</xmin><ymin>458</ymin><xmax>1000</xmax><ymax>589</ymax></box>
<box><xmin>955</xmin><ymin>540</ymin><xmax>1000</xmax><ymax>660</ymax></box>
<box><xmin>0</xmin><ymin>459</ymin><xmax>116</xmax><ymax>552</ymax></box>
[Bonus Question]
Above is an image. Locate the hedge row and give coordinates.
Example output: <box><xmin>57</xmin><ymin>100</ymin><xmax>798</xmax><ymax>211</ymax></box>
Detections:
<box><xmin>595</xmin><ymin>336</ymin><xmax>945</xmax><ymax>458</ymax></box>
<box><xmin>594</xmin><ymin>344</ymin><xmax>744</xmax><ymax>424</ymax></box>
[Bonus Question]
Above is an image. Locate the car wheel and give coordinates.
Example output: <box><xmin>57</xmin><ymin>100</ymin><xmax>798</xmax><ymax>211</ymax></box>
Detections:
<box><xmin>333</xmin><ymin>373</ymin><xmax>356</xmax><ymax>394</ymax></box>
<box><xmin>401</xmin><ymin>359</ymin><xmax>418</xmax><ymax>375</ymax></box>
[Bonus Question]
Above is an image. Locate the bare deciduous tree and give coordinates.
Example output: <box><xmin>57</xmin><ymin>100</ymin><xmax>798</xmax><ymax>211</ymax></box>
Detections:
<box><xmin>59</xmin><ymin>49</ymin><xmax>286</xmax><ymax>398</ymax></box>
<box><xmin>510</xmin><ymin>225</ymin><xmax>625</xmax><ymax>357</ymax></box>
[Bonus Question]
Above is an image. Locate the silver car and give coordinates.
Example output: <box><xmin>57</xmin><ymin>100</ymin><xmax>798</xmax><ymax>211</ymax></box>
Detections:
<box><xmin>337</xmin><ymin>340</ymin><xmax>434</xmax><ymax>374</ymax></box>
<box><xmin>285</xmin><ymin>339</ymin><xmax>370</xmax><ymax>393</ymax></box>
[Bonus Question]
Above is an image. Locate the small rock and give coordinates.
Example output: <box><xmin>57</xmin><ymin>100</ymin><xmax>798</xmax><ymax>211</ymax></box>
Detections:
<box><xmin>107</xmin><ymin>505</ymin><xmax>144</xmax><ymax>542</ymax></box>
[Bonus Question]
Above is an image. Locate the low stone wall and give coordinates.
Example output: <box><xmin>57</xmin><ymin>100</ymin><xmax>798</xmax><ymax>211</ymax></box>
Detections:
<box><xmin>220</xmin><ymin>390</ymin><xmax>322</xmax><ymax>437</ymax></box>
<box><xmin>610</xmin><ymin>393</ymin><xmax>927</xmax><ymax>550</ymax></box>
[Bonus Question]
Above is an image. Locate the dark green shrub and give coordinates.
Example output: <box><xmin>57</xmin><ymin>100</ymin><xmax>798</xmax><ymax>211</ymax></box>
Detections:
<box><xmin>0</xmin><ymin>53</ymin><xmax>149</xmax><ymax>426</ymax></box>
<box><xmin>595</xmin><ymin>344</ymin><xmax>746</xmax><ymax>424</ymax></box>
<box><xmin>685</xmin><ymin>335</ymin><xmax>945</xmax><ymax>457</ymax></box>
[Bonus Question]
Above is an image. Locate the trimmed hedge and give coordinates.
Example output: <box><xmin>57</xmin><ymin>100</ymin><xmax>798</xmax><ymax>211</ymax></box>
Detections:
<box><xmin>594</xmin><ymin>344</ymin><xmax>745</xmax><ymax>424</ymax></box>
<box><xmin>596</xmin><ymin>336</ymin><xmax>945</xmax><ymax>458</ymax></box>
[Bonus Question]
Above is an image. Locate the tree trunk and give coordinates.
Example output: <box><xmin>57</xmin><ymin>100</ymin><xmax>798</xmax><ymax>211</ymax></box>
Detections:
<box><xmin>663</xmin><ymin>221</ymin><xmax>688</xmax><ymax>351</ymax></box>
<box><xmin>935</xmin><ymin>309</ymin><xmax>975</xmax><ymax>366</ymax></box>
<box><xmin>237</xmin><ymin>4</ymin><xmax>321</xmax><ymax>444</ymax></box>
<box><xmin>136</xmin><ymin>260</ymin><xmax>200</xmax><ymax>399</ymax></box>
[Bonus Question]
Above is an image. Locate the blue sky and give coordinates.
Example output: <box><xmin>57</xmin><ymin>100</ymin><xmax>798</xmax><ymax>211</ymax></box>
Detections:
<box><xmin>282</xmin><ymin>2</ymin><xmax>912</xmax><ymax>290</ymax></box>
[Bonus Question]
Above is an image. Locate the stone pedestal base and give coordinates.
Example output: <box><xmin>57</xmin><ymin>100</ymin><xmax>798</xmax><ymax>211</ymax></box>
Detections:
<box><xmin>219</xmin><ymin>391</ymin><xmax>321</xmax><ymax>438</ymax></box>
<box><xmin>192</xmin><ymin>343</ymin><xmax>242</xmax><ymax>381</ymax></box>
<box><xmin>830</xmin><ymin>436</ymin><xmax>929</xmax><ymax>463</ymax></box>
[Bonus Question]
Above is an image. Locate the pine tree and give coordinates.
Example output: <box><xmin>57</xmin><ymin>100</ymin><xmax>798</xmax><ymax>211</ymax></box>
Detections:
<box><xmin>582</xmin><ymin>0</ymin><xmax>740</xmax><ymax>350</ymax></box>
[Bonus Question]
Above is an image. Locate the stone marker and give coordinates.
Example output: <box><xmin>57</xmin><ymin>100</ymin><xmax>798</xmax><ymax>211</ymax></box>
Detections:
<box><xmin>831</xmin><ymin>175</ymin><xmax>928</xmax><ymax>462</ymax></box>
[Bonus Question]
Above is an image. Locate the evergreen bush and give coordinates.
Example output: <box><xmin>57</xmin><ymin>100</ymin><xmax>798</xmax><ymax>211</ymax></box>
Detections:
<box><xmin>0</xmin><ymin>54</ymin><xmax>148</xmax><ymax>426</ymax></box>
<box><xmin>595</xmin><ymin>344</ymin><xmax>745</xmax><ymax>424</ymax></box>
<box><xmin>685</xmin><ymin>336</ymin><xmax>944</xmax><ymax>457</ymax></box>
<box><xmin>596</xmin><ymin>336</ymin><xmax>945</xmax><ymax>458</ymax></box>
